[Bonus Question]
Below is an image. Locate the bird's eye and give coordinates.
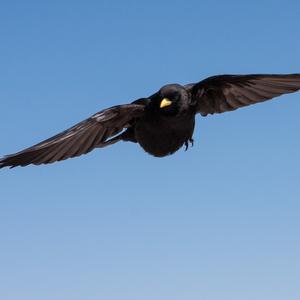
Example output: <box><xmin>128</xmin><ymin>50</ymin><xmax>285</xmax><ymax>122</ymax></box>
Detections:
<box><xmin>160</xmin><ymin>98</ymin><xmax>172</xmax><ymax>108</ymax></box>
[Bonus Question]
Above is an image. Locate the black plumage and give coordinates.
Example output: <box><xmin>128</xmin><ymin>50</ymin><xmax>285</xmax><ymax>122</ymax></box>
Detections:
<box><xmin>1</xmin><ymin>74</ymin><xmax>300</xmax><ymax>168</ymax></box>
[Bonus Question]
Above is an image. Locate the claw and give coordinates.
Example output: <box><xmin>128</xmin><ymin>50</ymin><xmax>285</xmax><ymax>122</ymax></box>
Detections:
<box><xmin>184</xmin><ymin>138</ymin><xmax>194</xmax><ymax>152</ymax></box>
<box><xmin>189</xmin><ymin>138</ymin><xmax>194</xmax><ymax>147</ymax></box>
<box><xmin>184</xmin><ymin>141</ymin><xmax>189</xmax><ymax>151</ymax></box>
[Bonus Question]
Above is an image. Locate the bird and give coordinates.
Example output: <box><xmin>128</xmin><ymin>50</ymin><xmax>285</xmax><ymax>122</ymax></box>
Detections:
<box><xmin>1</xmin><ymin>73</ymin><xmax>300</xmax><ymax>169</ymax></box>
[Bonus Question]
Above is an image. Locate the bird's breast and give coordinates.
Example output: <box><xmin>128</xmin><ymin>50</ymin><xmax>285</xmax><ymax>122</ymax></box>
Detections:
<box><xmin>134</xmin><ymin>114</ymin><xmax>195</xmax><ymax>157</ymax></box>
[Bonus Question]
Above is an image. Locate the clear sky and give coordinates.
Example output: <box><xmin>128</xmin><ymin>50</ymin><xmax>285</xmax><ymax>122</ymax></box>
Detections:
<box><xmin>1</xmin><ymin>1</ymin><xmax>300</xmax><ymax>299</ymax></box>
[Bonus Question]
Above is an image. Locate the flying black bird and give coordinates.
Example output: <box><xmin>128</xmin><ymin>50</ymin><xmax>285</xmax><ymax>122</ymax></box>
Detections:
<box><xmin>1</xmin><ymin>74</ymin><xmax>300</xmax><ymax>168</ymax></box>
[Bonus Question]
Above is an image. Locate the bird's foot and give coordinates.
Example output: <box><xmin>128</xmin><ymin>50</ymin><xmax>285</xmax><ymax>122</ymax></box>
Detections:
<box><xmin>184</xmin><ymin>138</ymin><xmax>194</xmax><ymax>151</ymax></box>
<box><xmin>190</xmin><ymin>138</ymin><xmax>194</xmax><ymax>147</ymax></box>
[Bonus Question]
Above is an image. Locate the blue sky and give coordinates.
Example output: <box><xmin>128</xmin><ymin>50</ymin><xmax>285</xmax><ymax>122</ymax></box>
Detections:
<box><xmin>1</xmin><ymin>1</ymin><xmax>300</xmax><ymax>299</ymax></box>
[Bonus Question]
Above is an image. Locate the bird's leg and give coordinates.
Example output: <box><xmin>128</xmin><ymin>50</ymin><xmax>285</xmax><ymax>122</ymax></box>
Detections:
<box><xmin>184</xmin><ymin>138</ymin><xmax>194</xmax><ymax>151</ymax></box>
<box><xmin>184</xmin><ymin>141</ymin><xmax>189</xmax><ymax>151</ymax></box>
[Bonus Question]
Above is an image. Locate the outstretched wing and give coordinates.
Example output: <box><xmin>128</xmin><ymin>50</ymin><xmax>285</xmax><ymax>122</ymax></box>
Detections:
<box><xmin>186</xmin><ymin>74</ymin><xmax>300</xmax><ymax>116</ymax></box>
<box><xmin>0</xmin><ymin>104</ymin><xmax>144</xmax><ymax>168</ymax></box>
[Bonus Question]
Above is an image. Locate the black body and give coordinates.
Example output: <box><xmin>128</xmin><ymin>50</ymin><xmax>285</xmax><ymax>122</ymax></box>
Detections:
<box><xmin>1</xmin><ymin>74</ymin><xmax>300</xmax><ymax>168</ymax></box>
<box><xmin>133</xmin><ymin>84</ymin><xmax>195</xmax><ymax>157</ymax></box>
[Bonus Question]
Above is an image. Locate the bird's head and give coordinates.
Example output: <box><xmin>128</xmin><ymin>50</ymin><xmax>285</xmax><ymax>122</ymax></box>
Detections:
<box><xmin>149</xmin><ymin>84</ymin><xmax>190</xmax><ymax>116</ymax></box>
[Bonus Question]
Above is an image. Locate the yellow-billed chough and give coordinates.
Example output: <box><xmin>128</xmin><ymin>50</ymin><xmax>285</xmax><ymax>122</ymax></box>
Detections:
<box><xmin>1</xmin><ymin>74</ymin><xmax>300</xmax><ymax>168</ymax></box>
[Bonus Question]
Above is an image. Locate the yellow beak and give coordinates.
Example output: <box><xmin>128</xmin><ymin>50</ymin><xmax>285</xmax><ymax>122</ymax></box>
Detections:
<box><xmin>160</xmin><ymin>98</ymin><xmax>172</xmax><ymax>108</ymax></box>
